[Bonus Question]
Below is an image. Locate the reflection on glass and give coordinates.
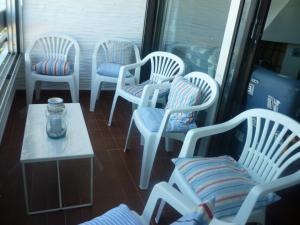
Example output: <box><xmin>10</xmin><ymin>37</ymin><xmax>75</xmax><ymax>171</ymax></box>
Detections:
<box><xmin>0</xmin><ymin>0</ymin><xmax>8</xmax><ymax>67</ymax></box>
<box><xmin>160</xmin><ymin>0</ymin><xmax>231</xmax><ymax>77</ymax></box>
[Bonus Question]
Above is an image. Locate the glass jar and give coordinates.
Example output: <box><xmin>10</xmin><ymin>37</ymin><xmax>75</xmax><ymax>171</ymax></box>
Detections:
<box><xmin>46</xmin><ymin>97</ymin><xmax>67</xmax><ymax>139</ymax></box>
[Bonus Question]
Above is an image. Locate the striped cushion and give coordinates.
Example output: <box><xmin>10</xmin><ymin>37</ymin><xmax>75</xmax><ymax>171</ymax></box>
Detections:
<box><xmin>33</xmin><ymin>59</ymin><xmax>72</xmax><ymax>76</ymax></box>
<box><xmin>137</xmin><ymin>107</ymin><xmax>197</xmax><ymax>132</ymax></box>
<box><xmin>79</xmin><ymin>204</ymin><xmax>142</xmax><ymax>225</ymax></box>
<box><xmin>166</xmin><ymin>76</ymin><xmax>201</xmax><ymax>128</ymax></box>
<box><xmin>123</xmin><ymin>80</ymin><xmax>170</xmax><ymax>98</ymax></box>
<box><xmin>173</xmin><ymin>156</ymin><xmax>279</xmax><ymax>219</ymax></box>
<box><xmin>171</xmin><ymin>200</ymin><xmax>214</xmax><ymax>225</ymax></box>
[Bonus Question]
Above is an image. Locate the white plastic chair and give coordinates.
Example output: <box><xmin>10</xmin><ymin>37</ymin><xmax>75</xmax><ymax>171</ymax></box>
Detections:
<box><xmin>156</xmin><ymin>108</ymin><xmax>300</xmax><ymax>225</ymax></box>
<box><xmin>25</xmin><ymin>34</ymin><xmax>80</xmax><ymax>104</ymax></box>
<box><xmin>82</xmin><ymin>174</ymin><xmax>300</xmax><ymax>225</ymax></box>
<box><xmin>108</xmin><ymin>51</ymin><xmax>185</xmax><ymax>126</ymax></box>
<box><xmin>89</xmin><ymin>39</ymin><xmax>141</xmax><ymax>111</ymax></box>
<box><xmin>124</xmin><ymin>72</ymin><xmax>219</xmax><ymax>190</ymax></box>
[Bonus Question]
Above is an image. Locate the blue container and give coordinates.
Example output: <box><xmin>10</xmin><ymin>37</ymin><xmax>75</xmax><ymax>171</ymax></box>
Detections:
<box><xmin>246</xmin><ymin>67</ymin><xmax>300</xmax><ymax>120</ymax></box>
<box><xmin>232</xmin><ymin>67</ymin><xmax>300</xmax><ymax>157</ymax></box>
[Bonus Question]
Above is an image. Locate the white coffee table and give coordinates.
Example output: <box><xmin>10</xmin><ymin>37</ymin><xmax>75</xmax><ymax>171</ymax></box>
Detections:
<box><xmin>20</xmin><ymin>103</ymin><xmax>94</xmax><ymax>215</ymax></box>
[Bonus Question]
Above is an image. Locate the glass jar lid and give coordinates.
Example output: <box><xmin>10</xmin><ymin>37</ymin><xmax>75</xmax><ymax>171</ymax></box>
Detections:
<box><xmin>47</xmin><ymin>97</ymin><xmax>65</xmax><ymax>113</ymax></box>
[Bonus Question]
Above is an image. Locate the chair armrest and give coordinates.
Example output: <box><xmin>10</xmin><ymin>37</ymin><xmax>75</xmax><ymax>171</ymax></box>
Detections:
<box><xmin>117</xmin><ymin>62</ymin><xmax>144</xmax><ymax>88</ymax></box>
<box><xmin>24</xmin><ymin>47</ymin><xmax>34</xmax><ymax>79</ymax></box>
<box><xmin>141</xmin><ymin>182</ymin><xmax>198</xmax><ymax>224</ymax></box>
<box><xmin>233</xmin><ymin>171</ymin><xmax>300</xmax><ymax>225</ymax></box>
<box><xmin>178</xmin><ymin>114</ymin><xmax>247</xmax><ymax>157</ymax></box>
<box><xmin>139</xmin><ymin>83</ymin><xmax>171</xmax><ymax>107</ymax></box>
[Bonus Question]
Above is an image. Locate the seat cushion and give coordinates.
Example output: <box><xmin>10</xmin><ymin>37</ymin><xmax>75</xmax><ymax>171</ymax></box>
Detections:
<box><xmin>173</xmin><ymin>156</ymin><xmax>279</xmax><ymax>219</ymax></box>
<box><xmin>123</xmin><ymin>80</ymin><xmax>170</xmax><ymax>98</ymax></box>
<box><xmin>97</xmin><ymin>63</ymin><xmax>122</xmax><ymax>77</ymax></box>
<box><xmin>79</xmin><ymin>204</ymin><xmax>142</xmax><ymax>225</ymax></box>
<box><xmin>32</xmin><ymin>59</ymin><xmax>72</xmax><ymax>76</ymax></box>
<box><xmin>166</xmin><ymin>76</ymin><xmax>201</xmax><ymax>128</ymax></box>
<box><xmin>97</xmin><ymin>63</ymin><xmax>132</xmax><ymax>78</ymax></box>
<box><xmin>137</xmin><ymin>107</ymin><xmax>197</xmax><ymax>132</ymax></box>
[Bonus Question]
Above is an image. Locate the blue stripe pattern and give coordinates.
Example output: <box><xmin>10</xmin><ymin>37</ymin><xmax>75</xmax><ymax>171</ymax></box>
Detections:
<box><xmin>105</xmin><ymin>41</ymin><xmax>134</xmax><ymax>65</ymax></box>
<box><xmin>173</xmin><ymin>156</ymin><xmax>280</xmax><ymax>219</ymax></box>
<box><xmin>79</xmin><ymin>204</ymin><xmax>142</xmax><ymax>225</ymax></box>
<box><xmin>32</xmin><ymin>59</ymin><xmax>72</xmax><ymax>76</ymax></box>
<box><xmin>166</xmin><ymin>76</ymin><xmax>201</xmax><ymax>128</ymax></box>
<box><xmin>123</xmin><ymin>80</ymin><xmax>170</xmax><ymax>98</ymax></box>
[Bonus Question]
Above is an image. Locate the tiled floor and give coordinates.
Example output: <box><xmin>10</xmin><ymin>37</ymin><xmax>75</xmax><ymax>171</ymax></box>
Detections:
<box><xmin>0</xmin><ymin>90</ymin><xmax>299</xmax><ymax>225</ymax></box>
<box><xmin>0</xmin><ymin>90</ymin><xmax>180</xmax><ymax>225</ymax></box>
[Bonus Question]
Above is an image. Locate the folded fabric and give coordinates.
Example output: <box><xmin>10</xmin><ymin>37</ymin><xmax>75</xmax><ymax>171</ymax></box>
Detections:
<box><xmin>79</xmin><ymin>204</ymin><xmax>142</xmax><ymax>225</ymax></box>
<box><xmin>32</xmin><ymin>59</ymin><xmax>72</xmax><ymax>76</ymax></box>
<box><xmin>173</xmin><ymin>156</ymin><xmax>280</xmax><ymax>219</ymax></box>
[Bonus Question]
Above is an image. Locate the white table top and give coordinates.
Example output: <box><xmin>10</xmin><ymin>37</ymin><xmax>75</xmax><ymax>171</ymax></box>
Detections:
<box><xmin>20</xmin><ymin>103</ymin><xmax>94</xmax><ymax>163</ymax></box>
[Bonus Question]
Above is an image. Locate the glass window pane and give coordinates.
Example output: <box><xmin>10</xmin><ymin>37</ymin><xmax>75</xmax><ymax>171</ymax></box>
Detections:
<box><xmin>159</xmin><ymin>0</ymin><xmax>231</xmax><ymax>77</ymax></box>
<box><xmin>0</xmin><ymin>0</ymin><xmax>8</xmax><ymax>67</ymax></box>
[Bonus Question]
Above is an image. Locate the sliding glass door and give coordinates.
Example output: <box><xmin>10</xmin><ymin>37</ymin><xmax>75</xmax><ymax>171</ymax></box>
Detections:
<box><xmin>159</xmin><ymin>0</ymin><xmax>231</xmax><ymax>77</ymax></box>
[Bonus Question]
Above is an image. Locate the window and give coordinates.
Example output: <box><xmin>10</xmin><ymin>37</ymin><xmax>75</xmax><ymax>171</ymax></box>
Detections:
<box><xmin>0</xmin><ymin>0</ymin><xmax>22</xmax><ymax>141</ymax></box>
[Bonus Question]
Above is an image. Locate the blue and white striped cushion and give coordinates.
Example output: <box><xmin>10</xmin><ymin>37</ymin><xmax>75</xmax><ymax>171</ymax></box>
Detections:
<box><xmin>166</xmin><ymin>76</ymin><xmax>201</xmax><ymax>128</ymax></box>
<box><xmin>123</xmin><ymin>80</ymin><xmax>170</xmax><ymax>98</ymax></box>
<box><xmin>79</xmin><ymin>204</ymin><xmax>142</xmax><ymax>225</ymax></box>
<box><xmin>137</xmin><ymin>107</ymin><xmax>197</xmax><ymax>132</ymax></box>
<box><xmin>32</xmin><ymin>59</ymin><xmax>72</xmax><ymax>76</ymax></box>
<box><xmin>173</xmin><ymin>156</ymin><xmax>279</xmax><ymax>219</ymax></box>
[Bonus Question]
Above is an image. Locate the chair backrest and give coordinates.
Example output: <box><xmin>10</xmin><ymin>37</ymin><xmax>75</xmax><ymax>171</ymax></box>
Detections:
<box><xmin>144</xmin><ymin>51</ymin><xmax>185</xmax><ymax>83</ymax></box>
<box><xmin>33</xmin><ymin>34</ymin><xmax>80</xmax><ymax>61</ymax></box>
<box><xmin>183</xmin><ymin>71</ymin><xmax>219</xmax><ymax>109</ymax></box>
<box><xmin>96</xmin><ymin>39</ymin><xmax>140</xmax><ymax>65</ymax></box>
<box><xmin>237</xmin><ymin>109</ymin><xmax>300</xmax><ymax>183</ymax></box>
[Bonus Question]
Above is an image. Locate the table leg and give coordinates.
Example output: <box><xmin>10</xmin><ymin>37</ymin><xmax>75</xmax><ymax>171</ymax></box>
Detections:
<box><xmin>21</xmin><ymin>163</ymin><xmax>30</xmax><ymax>214</ymax></box>
<box><xmin>90</xmin><ymin>157</ymin><xmax>93</xmax><ymax>204</ymax></box>
<box><xmin>57</xmin><ymin>160</ymin><xmax>62</xmax><ymax>208</ymax></box>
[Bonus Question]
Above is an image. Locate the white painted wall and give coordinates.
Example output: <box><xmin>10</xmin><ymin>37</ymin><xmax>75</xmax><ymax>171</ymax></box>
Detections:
<box><xmin>263</xmin><ymin>0</ymin><xmax>300</xmax><ymax>45</ymax></box>
<box><xmin>17</xmin><ymin>0</ymin><xmax>147</xmax><ymax>90</ymax></box>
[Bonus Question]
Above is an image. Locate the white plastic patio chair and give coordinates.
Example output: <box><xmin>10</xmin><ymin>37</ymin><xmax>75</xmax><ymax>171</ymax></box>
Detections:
<box><xmin>25</xmin><ymin>34</ymin><xmax>80</xmax><ymax>104</ymax></box>
<box><xmin>89</xmin><ymin>39</ymin><xmax>141</xmax><ymax>111</ymax></box>
<box><xmin>156</xmin><ymin>108</ymin><xmax>300</xmax><ymax>225</ymax></box>
<box><xmin>81</xmin><ymin>175</ymin><xmax>300</xmax><ymax>225</ymax></box>
<box><xmin>124</xmin><ymin>72</ymin><xmax>219</xmax><ymax>190</ymax></box>
<box><xmin>108</xmin><ymin>51</ymin><xmax>185</xmax><ymax>126</ymax></box>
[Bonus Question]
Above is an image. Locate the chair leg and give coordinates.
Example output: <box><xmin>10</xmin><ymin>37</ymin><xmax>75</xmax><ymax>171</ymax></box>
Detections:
<box><xmin>69</xmin><ymin>79</ymin><xmax>78</xmax><ymax>103</ymax></box>
<box><xmin>132</xmin><ymin>103</ymin><xmax>137</xmax><ymax>112</ymax></box>
<box><xmin>26</xmin><ymin>79</ymin><xmax>35</xmax><ymax>105</ymax></box>
<box><xmin>35</xmin><ymin>81</ymin><xmax>41</xmax><ymax>101</ymax></box>
<box><xmin>139</xmin><ymin>136</ymin><xmax>159</xmax><ymax>190</ymax></box>
<box><xmin>140</xmin><ymin>135</ymin><xmax>144</xmax><ymax>146</ymax></box>
<box><xmin>108</xmin><ymin>93</ymin><xmax>119</xmax><ymax>126</ymax></box>
<box><xmin>164</xmin><ymin>138</ymin><xmax>174</xmax><ymax>152</ymax></box>
<box><xmin>124</xmin><ymin>116</ymin><xmax>134</xmax><ymax>152</ymax></box>
<box><xmin>248</xmin><ymin>208</ymin><xmax>266</xmax><ymax>225</ymax></box>
<box><xmin>90</xmin><ymin>79</ymin><xmax>102</xmax><ymax>111</ymax></box>
<box><xmin>155</xmin><ymin>172</ymin><xmax>177</xmax><ymax>223</ymax></box>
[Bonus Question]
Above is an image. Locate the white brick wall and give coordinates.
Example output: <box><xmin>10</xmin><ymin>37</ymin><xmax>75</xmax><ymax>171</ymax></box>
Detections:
<box><xmin>17</xmin><ymin>0</ymin><xmax>147</xmax><ymax>90</ymax></box>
